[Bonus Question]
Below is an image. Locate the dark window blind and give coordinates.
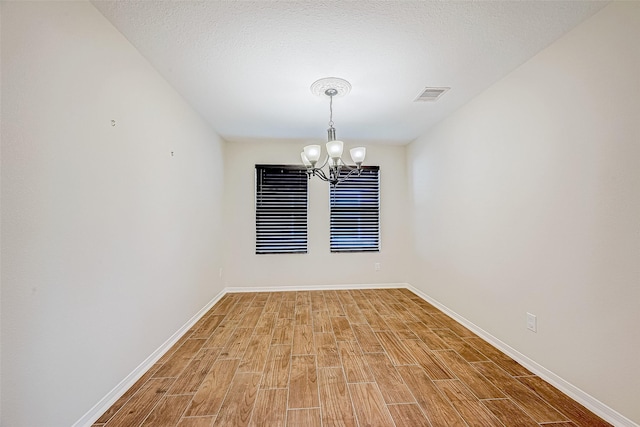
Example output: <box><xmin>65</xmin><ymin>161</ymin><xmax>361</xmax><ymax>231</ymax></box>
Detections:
<box><xmin>330</xmin><ymin>166</ymin><xmax>380</xmax><ymax>252</ymax></box>
<box><xmin>255</xmin><ymin>165</ymin><xmax>308</xmax><ymax>254</ymax></box>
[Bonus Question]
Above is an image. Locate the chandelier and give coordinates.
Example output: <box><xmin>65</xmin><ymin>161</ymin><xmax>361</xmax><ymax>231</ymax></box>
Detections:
<box><xmin>301</xmin><ymin>77</ymin><xmax>366</xmax><ymax>186</ymax></box>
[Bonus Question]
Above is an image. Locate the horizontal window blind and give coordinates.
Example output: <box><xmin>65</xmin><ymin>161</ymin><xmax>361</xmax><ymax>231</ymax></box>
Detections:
<box><xmin>330</xmin><ymin>166</ymin><xmax>380</xmax><ymax>253</ymax></box>
<box><xmin>255</xmin><ymin>165</ymin><xmax>308</xmax><ymax>254</ymax></box>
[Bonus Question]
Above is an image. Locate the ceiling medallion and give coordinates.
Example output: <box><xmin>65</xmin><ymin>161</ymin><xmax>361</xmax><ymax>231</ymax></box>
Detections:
<box><xmin>310</xmin><ymin>77</ymin><xmax>352</xmax><ymax>98</ymax></box>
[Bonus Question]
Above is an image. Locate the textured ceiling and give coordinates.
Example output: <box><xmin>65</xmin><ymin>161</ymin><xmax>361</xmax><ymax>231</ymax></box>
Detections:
<box><xmin>91</xmin><ymin>1</ymin><xmax>607</xmax><ymax>145</ymax></box>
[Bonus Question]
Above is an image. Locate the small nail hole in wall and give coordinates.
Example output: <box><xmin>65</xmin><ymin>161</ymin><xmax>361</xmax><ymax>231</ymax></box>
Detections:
<box><xmin>171</xmin><ymin>151</ymin><xmax>174</xmax><ymax>157</ymax></box>
<box><xmin>111</xmin><ymin>120</ymin><xmax>116</xmax><ymax>127</ymax></box>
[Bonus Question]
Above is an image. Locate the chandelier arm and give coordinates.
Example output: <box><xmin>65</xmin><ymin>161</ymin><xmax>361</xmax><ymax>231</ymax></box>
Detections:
<box><xmin>316</xmin><ymin>155</ymin><xmax>329</xmax><ymax>170</ymax></box>
<box><xmin>338</xmin><ymin>158</ymin><xmax>351</xmax><ymax>168</ymax></box>
<box><xmin>329</xmin><ymin>165</ymin><xmax>339</xmax><ymax>185</ymax></box>
<box><xmin>336</xmin><ymin>157</ymin><xmax>362</xmax><ymax>171</ymax></box>
<box><xmin>336</xmin><ymin>167</ymin><xmax>362</xmax><ymax>184</ymax></box>
<box><xmin>313</xmin><ymin>168</ymin><xmax>329</xmax><ymax>182</ymax></box>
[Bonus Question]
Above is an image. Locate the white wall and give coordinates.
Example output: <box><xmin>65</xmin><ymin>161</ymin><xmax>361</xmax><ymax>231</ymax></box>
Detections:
<box><xmin>224</xmin><ymin>140</ymin><xmax>410</xmax><ymax>287</ymax></box>
<box><xmin>1</xmin><ymin>2</ymin><xmax>226</xmax><ymax>426</ymax></box>
<box><xmin>407</xmin><ymin>2</ymin><xmax>640</xmax><ymax>424</ymax></box>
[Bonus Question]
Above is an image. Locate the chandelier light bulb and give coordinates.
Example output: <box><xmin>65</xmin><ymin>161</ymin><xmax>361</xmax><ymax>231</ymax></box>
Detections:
<box><xmin>301</xmin><ymin>152</ymin><xmax>312</xmax><ymax>167</ymax></box>
<box><xmin>326</xmin><ymin>140</ymin><xmax>344</xmax><ymax>159</ymax></box>
<box><xmin>350</xmin><ymin>147</ymin><xmax>366</xmax><ymax>165</ymax></box>
<box><xmin>303</xmin><ymin>145</ymin><xmax>321</xmax><ymax>163</ymax></box>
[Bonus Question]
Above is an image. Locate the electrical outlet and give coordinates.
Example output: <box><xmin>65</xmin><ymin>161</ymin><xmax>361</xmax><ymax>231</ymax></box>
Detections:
<box><xmin>374</xmin><ymin>263</ymin><xmax>381</xmax><ymax>271</ymax></box>
<box><xmin>526</xmin><ymin>312</ymin><xmax>537</xmax><ymax>332</ymax></box>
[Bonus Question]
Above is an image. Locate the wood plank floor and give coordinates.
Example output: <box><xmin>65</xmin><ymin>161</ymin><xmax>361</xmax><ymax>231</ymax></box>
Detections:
<box><xmin>93</xmin><ymin>289</ymin><xmax>611</xmax><ymax>427</ymax></box>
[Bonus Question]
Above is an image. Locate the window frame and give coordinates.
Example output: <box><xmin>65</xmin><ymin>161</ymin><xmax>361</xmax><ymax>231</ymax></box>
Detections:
<box><xmin>255</xmin><ymin>164</ymin><xmax>308</xmax><ymax>255</ymax></box>
<box><xmin>329</xmin><ymin>166</ymin><xmax>380</xmax><ymax>253</ymax></box>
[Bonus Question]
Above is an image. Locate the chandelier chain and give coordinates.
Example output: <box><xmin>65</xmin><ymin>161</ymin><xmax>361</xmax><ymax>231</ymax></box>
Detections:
<box><xmin>328</xmin><ymin>94</ymin><xmax>334</xmax><ymax>128</ymax></box>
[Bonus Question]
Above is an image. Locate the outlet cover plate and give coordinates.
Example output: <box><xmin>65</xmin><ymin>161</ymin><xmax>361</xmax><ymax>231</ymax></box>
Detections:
<box><xmin>527</xmin><ymin>312</ymin><xmax>537</xmax><ymax>332</ymax></box>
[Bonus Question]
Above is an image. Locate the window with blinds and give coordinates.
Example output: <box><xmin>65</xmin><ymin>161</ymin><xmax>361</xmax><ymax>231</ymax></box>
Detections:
<box><xmin>330</xmin><ymin>166</ymin><xmax>380</xmax><ymax>252</ymax></box>
<box><xmin>255</xmin><ymin>165</ymin><xmax>308</xmax><ymax>254</ymax></box>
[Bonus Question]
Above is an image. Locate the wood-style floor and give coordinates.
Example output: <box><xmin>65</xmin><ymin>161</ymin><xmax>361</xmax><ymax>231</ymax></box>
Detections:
<box><xmin>93</xmin><ymin>288</ymin><xmax>611</xmax><ymax>427</ymax></box>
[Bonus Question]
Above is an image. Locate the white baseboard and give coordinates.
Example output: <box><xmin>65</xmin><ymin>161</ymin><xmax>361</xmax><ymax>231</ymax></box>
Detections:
<box><xmin>224</xmin><ymin>282</ymin><xmax>410</xmax><ymax>293</ymax></box>
<box><xmin>73</xmin><ymin>289</ymin><xmax>226</xmax><ymax>427</ymax></box>
<box><xmin>404</xmin><ymin>283</ymin><xmax>638</xmax><ymax>427</ymax></box>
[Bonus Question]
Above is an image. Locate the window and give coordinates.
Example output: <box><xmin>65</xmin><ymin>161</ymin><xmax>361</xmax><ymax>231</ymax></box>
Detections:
<box><xmin>330</xmin><ymin>166</ymin><xmax>380</xmax><ymax>252</ymax></box>
<box><xmin>255</xmin><ymin>165</ymin><xmax>308</xmax><ymax>254</ymax></box>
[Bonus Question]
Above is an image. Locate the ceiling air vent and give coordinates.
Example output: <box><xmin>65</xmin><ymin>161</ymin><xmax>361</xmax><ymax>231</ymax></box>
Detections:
<box><xmin>414</xmin><ymin>87</ymin><xmax>450</xmax><ymax>102</ymax></box>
